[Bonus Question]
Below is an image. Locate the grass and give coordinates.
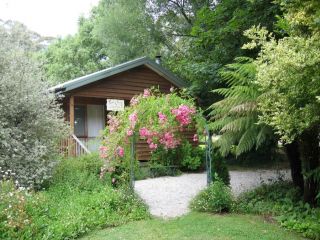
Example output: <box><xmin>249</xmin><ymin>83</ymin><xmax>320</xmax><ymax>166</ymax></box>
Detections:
<box><xmin>79</xmin><ymin>212</ymin><xmax>303</xmax><ymax>240</ymax></box>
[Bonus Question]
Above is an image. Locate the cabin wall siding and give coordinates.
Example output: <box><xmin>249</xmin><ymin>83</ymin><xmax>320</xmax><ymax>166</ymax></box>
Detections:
<box><xmin>68</xmin><ymin>66</ymin><xmax>172</xmax><ymax>100</ymax></box>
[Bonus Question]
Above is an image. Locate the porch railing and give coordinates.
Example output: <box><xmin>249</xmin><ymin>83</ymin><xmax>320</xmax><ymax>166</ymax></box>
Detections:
<box><xmin>59</xmin><ymin>134</ymin><xmax>91</xmax><ymax>157</ymax></box>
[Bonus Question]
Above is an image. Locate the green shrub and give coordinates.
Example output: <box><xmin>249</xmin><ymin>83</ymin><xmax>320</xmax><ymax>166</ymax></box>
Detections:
<box><xmin>150</xmin><ymin>141</ymin><xmax>204</xmax><ymax>174</ymax></box>
<box><xmin>0</xmin><ymin>180</ymin><xmax>32</xmax><ymax>240</ymax></box>
<box><xmin>49</xmin><ymin>153</ymin><xmax>104</xmax><ymax>190</ymax></box>
<box><xmin>0</xmin><ymin>23</ymin><xmax>67</xmax><ymax>189</ymax></box>
<box><xmin>235</xmin><ymin>181</ymin><xmax>320</xmax><ymax>240</ymax></box>
<box><xmin>211</xmin><ymin>151</ymin><xmax>230</xmax><ymax>185</ymax></box>
<box><xmin>180</xmin><ymin>141</ymin><xmax>204</xmax><ymax>171</ymax></box>
<box><xmin>191</xmin><ymin>177</ymin><xmax>233</xmax><ymax>213</ymax></box>
<box><xmin>0</xmin><ymin>155</ymin><xmax>149</xmax><ymax>240</ymax></box>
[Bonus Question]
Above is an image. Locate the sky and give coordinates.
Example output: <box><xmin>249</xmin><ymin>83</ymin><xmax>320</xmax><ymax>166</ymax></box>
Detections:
<box><xmin>0</xmin><ymin>0</ymin><xmax>100</xmax><ymax>37</ymax></box>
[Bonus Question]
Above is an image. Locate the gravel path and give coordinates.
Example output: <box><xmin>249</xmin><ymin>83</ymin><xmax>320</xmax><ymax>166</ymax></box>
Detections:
<box><xmin>134</xmin><ymin>169</ymin><xmax>290</xmax><ymax>219</ymax></box>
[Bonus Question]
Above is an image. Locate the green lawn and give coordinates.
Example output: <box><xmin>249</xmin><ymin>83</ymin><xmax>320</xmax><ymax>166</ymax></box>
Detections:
<box><xmin>79</xmin><ymin>212</ymin><xmax>303</xmax><ymax>240</ymax></box>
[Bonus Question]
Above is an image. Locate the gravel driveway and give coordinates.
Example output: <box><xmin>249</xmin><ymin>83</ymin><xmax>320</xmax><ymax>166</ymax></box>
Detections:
<box><xmin>134</xmin><ymin>169</ymin><xmax>290</xmax><ymax>218</ymax></box>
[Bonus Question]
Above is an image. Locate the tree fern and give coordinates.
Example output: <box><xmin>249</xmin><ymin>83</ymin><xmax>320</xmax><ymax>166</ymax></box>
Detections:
<box><xmin>208</xmin><ymin>57</ymin><xmax>274</xmax><ymax>156</ymax></box>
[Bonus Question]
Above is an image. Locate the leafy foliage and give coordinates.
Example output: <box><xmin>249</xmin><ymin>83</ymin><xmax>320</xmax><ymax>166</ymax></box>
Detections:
<box><xmin>236</xmin><ymin>181</ymin><xmax>320</xmax><ymax>240</ymax></box>
<box><xmin>244</xmin><ymin>27</ymin><xmax>320</xmax><ymax>142</ymax></box>
<box><xmin>93</xmin><ymin>0</ymin><xmax>161</xmax><ymax>64</ymax></box>
<box><xmin>41</xmin><ymin>15</ymin><xmax>109</xmax><ymax>83</ymax></box>
<box><xmin>150</xmin><ymin>140</ymin><xmax>205</xmax><ymax>172</ymax></box>
<box><xmin>211</xmin><ymin>150</ymin><xmax>230</xmax><ymax>185</ymax></box>
<box><xmin>191</xmin><ymin>177</ymin><xmax>233</xmax><ymax>213</ymax></box>
<box><xmin>209</xmin><ymin>57</ymin><xmax>274</xmax><ymax>156</ymax></box>
<box><xmin>0</xmin><ymin>22</ymin><xmax>67</xmax><ymax>188</ymax></box>
<box><xmin>0</xmin><ymin>155</ymin><xmax>149</xmax><ymax>240</ymax></box>
<box><xmin>165</xmin><ymin>0</ymin><xmax>282</xmax><ymax>108</ymax></box>
<box><xmin>242</xmin><ymin>0</ymin><xmax>320</xmax><ymax>205</ymax></box>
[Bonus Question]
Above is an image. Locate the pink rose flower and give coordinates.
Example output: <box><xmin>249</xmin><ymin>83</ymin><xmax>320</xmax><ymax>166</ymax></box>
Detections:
<box><xmin>129</xmin><ymin>111</ymin><xmax>138</xmax><ymax>128</ymax></box>
<box><xmin>107</xmin><ymin>115</ymin><xmax>120</xmax><ymax>133</ymax></box>
<box><xmin>143</xmin><ymin>89</ymin><xmax>151</xmax><ymax>98</ymax></box>
<box><xmin>130</xmin><ymin>96</ymin><xmax>139</xmax><ymax>106</ymax></box>
<box><xmin>117</xmin><ymin>146</ymin><xmax>124</xmax><ymax>157</ymax></box>
<box><xmin>127</xmin><ymin>129</ymin><xmax>133</xmax><ymax>136</ymax></box>
<box><xmin>149</xmin><ymin>142</ymin><xmax>158</xmax><ymax>150</ymax></box>
<box><xmin>171</xmin><ymin>105</ymin><xmax>196</xmax><ymax>126</ymax></box>
<box><xmin>159</xmin><ymin>132</ymin><xmax>180</xmax><ymax>149</ymax></box>
<box><xmin>158</xmin><ymin>112</ymin><xmax>167</xmax><ymax>124</ymax></box>
<box><xmin>139</xmin><ymin>127</ymin><xmax>151</xmax><ymax>138</ymax></box>
<box><xmin>99</xmin><ymin>146</ymin><xmax>108</xmax><ymax>158</ymax></box>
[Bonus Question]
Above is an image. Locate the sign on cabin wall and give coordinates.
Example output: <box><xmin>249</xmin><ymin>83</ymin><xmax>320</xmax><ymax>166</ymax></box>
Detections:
<box><xmin>106</xmin><ymin>99</ymin><xmax>125</xmax><ymax>111</ymax></box>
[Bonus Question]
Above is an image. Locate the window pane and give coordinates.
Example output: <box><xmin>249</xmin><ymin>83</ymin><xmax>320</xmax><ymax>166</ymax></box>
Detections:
<box><xmin>74</xmin><ymin>105</ymin><xmax>86</xmax><ymax>137</ymax></box>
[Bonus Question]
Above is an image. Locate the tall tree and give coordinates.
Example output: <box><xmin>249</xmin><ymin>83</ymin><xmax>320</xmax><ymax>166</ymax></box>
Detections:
<box><xmin>244</xmin><ymin>0</ymin><xmax>320</xmax><ymax>205</ymax></box>
<box><xmin>93</xmin><ymin>0</ymin><xmax>161</xmax><ymax>64</ymax></box>
<box><xmin>165</xmin><ymin>0</ymin><xmax>282</xmax><ymax>108</ymax></box>
<box><xmin>41</xmin><ymin>15</ymin><xmax>109</xmax><ymax>83</ymax></box>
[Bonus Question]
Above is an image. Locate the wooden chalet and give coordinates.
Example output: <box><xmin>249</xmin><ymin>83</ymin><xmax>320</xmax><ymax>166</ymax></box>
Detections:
<box><xmin>52</xmin><ymin>56</ymin><xmax>190</xmax><ymax>161</ymax></box>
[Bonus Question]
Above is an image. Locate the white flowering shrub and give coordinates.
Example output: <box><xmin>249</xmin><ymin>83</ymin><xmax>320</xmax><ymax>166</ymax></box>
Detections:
<box><xmin>0</xmin><ymin>23</ymin><xmax>67</xmax><ymax>188</ymax></box>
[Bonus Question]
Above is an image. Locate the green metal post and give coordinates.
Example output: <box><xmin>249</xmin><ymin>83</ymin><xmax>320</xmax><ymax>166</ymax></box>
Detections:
<box><xmin>130</xmin><ymin>133</ymin><xmax>135</xmax><ymax>190</ymax></box>
<box><xmin>205</xmin><ymin>125</ymin><xmax>213</xmax><ymax>186</ymax></box>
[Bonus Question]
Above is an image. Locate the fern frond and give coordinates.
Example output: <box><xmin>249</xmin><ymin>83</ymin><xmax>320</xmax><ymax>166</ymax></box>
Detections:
<box><xmin>256</xmin><ymin>124</ymin><xmax>273</xmax><ymax>149</ymax></box>
<box><xmin>229</xmin><ymin>102</ymin><xmax>257</xmax><ymax>114</ymax></box>
<box><xmin>208</xmin><ymin>117</ymin><xmax>233</xmax><ymax>131</ymax></box>
<box><xmin>220</xmin><ymin>116</ymin><xmax>256</xmax><ymax>133</ymax></box>
<box><xmin>236</xmin><ymin>125</ymin><xmax>260</xmax><ymax>156</ymax></box>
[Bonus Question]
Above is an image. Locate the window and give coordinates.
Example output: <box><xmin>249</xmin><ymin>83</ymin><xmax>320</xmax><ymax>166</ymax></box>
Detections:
<box><xmin>74</xmin><ymin>105</ymin><xmax>86</xmax><ymax>137</ymax></box>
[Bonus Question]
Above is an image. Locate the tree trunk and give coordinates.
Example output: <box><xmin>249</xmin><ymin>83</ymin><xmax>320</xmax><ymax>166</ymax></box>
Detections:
<box><xmin>299</xmin><ymin>126</ymin><xmax>320</xmax><ymax>206</ymax></box>
<box><xmin>285</xmin><ymin>140</ymin><xmax>304</xmax><ymax>191</ymax></box>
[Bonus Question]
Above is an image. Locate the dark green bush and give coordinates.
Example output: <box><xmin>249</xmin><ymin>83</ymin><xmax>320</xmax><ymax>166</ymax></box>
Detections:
<box><xmin>180</xmin><ymin>142</ymin><xmax>205</xmax><ymax>171</ymax></box>
<box><xmin>235</xmin><ymin>181</ymin><xmax>320</xmax><ymax>240</ymax></box>
<box><xmin>0</xmin><ymin>154</ymin><xmax>149</xmax><ymax>240</ymax></box>
<box><xmin>191</xmin><ymin>177</ymin><xmax>233</xmax><ymax>213</ymax></box>
<box><xmin>150</xmin><ymin>141</ymin><xmax>205</xmax><ymax>175</ymax></box>
<box><xmin>211</xmin><ymin>150</ymin><xmax>230</xmax><ymax>185</ymax></box>
<box><xmin>49</xmin><ymin>153</ymin><xmax>104</xmax><ymax>190</ymax></box>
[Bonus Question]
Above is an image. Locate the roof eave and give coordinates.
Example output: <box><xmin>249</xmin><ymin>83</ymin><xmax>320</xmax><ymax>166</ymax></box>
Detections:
<box><xmin>51</xmin><ymin>56</ymin><xmax>188</xmax><ymax>93</ymax></box>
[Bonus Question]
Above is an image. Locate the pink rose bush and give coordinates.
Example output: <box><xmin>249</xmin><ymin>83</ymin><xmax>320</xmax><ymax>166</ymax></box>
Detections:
<box><xmin>171</xmin><ymin>105</ymin><xmax>196</xmax><ymax>126</ymax></box>
<box><xmin>99</xmin><ymin>88</ymin><xmax>205</xmax><ymax>181</ymax></box>
<box><xmin>158</xmin><ymin>112</ymin><xmax>167</xmax><ymax>124</ymax></box>
<box><xmin>116</xmin><ymin>146</ymin><xmax>124</xmax><ymax>158</ymax></box>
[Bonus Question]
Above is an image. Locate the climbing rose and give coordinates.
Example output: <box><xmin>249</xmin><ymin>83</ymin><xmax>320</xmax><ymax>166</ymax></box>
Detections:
<box><xmin>127</xmin><ymin>129</ymin><xmax>133</xmax><ymax>136</ymax></box>
<box><xmin>160</xmin><ymin>132</ymin><xmax>180</xmax><ymax>149</ymax></box>
<box><xmin>130</xmin><ymin>96</ymin><xmax>139</xmax><ymax>106</ymax></box>
<box><xmin>171</xmin><ymin>105</ymin><xmax>195</xmax><ymax>126</ymax></box>
<box><xmin>107</xmin><ymin>115</ymin><xmax>120</xmax><ymax>133</ymax></box>
<box><xmin>143</xmin><ymin>89</ymin><xmax>151</xmax><ymax>98</ymax></box>
<box><xmin>193</xmin><ymin>134</ymin><xmax>198</xmax><ymax>142</ymax></box>
<box><xmin>149</xmin><ymin>142</ymin><xmax>158</xmax><ymax>150</ymax></box>
<box><xmin>139</xmin><ymin>127</ymin><xmax>151</xmax><ymax>138</ymax></box>
<box><xmin>129</xmin><ymin>111</ymin><xmax>138</xmax><ymax>128</ymax></box>
<box><xmin>158</xmin><ymin>112</ymin><xmax>167</xmax><ymax>124</ymax></box>
<box><xmin>117</xmin><ymin>146</ymin><xmax>124</xmax><ymax>157</ymax></box>
<box><xmin>99</xmin><ymin>146</ymin><xmax>108</xmax><ymax>158</ymax></box>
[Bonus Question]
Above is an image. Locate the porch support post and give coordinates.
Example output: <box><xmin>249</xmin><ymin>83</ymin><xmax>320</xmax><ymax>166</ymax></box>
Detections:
<box><xmin>69</xmin><ymin>96</ymin><xmax>75</xmax><ymax>156</ymax></box>
<box><xmin>69</xmin><ymin>96</ymin><xmax>75</xmax><ymax>133</ymax></box>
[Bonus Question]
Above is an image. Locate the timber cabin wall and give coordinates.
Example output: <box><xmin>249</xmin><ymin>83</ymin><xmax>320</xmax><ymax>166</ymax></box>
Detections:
<box><xmin>62</xmin><ymin>65</ymin><xmax>196</xmax><ymax>161</ymax></box>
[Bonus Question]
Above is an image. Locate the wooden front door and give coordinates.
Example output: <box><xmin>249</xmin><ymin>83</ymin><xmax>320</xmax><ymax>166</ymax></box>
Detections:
<box><xmin>87</xmin><ymin>104</ymin><xmax>105</xmax><ymax>151</ymax></box>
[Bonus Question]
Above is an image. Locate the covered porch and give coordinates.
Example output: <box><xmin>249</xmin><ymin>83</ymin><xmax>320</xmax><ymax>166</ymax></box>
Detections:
<box><xmin>61</xmin><ymin>96</ymin><xmax>129</xmax><ymax>155</ymax></box>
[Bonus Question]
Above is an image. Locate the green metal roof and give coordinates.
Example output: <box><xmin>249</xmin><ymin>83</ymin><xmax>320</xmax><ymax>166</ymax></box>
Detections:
<box><xmin>50</xmin><ymin>57</ymin><xmax>187</xmax><ymax>93</ymax></box>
